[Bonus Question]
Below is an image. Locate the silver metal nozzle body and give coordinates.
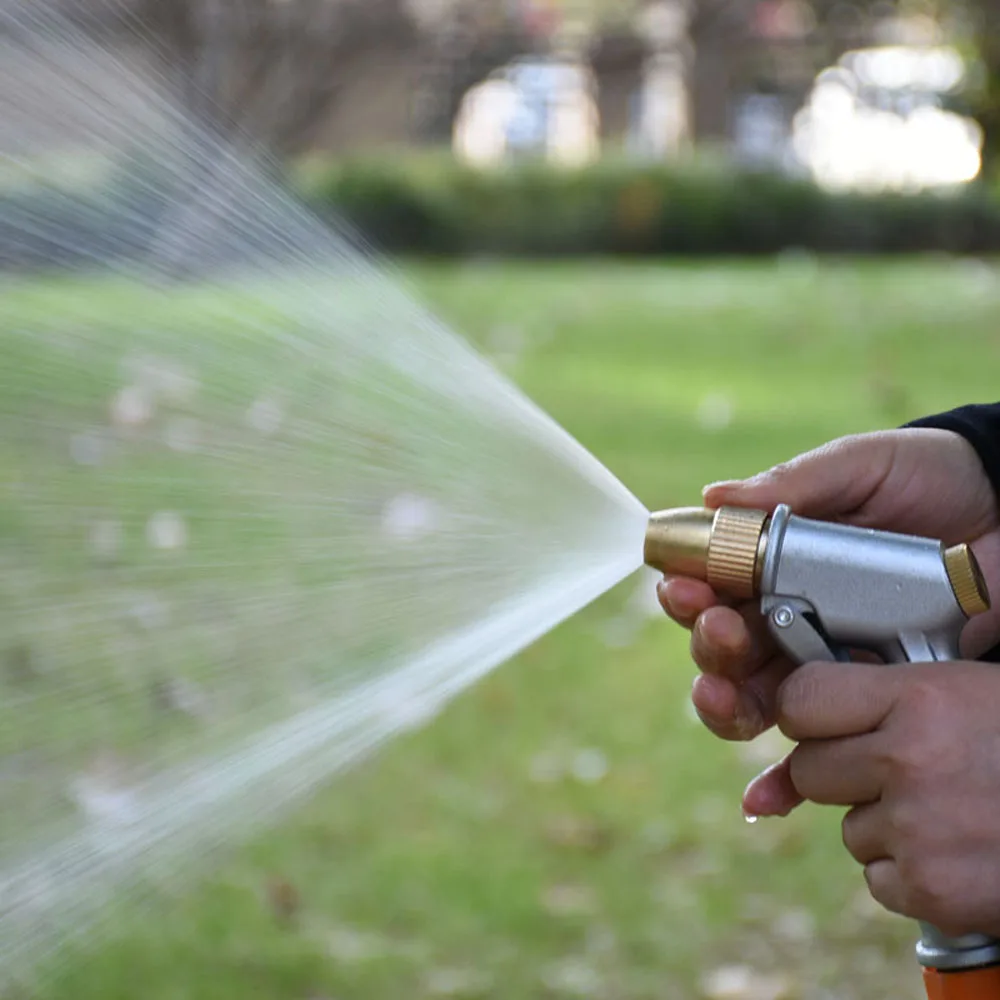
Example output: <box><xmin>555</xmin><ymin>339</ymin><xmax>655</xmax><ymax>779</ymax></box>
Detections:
<box><xmin>760</xmin><ymin>504</ymin><xmax>968</xmax><ymax>665</ymax></box>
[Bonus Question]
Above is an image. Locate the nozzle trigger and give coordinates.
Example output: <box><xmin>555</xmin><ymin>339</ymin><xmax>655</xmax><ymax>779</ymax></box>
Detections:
<box><xmin>761</xmin><ymin>596</ymin><xmax>846</xmax><ymax>665</ymax></box>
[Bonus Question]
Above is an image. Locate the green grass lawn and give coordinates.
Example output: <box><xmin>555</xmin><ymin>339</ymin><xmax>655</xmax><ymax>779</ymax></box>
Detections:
<box><xmin>7</xmin><ymin>257</ymin><xmax>1000</xmax><ymax>1000</ymax></box>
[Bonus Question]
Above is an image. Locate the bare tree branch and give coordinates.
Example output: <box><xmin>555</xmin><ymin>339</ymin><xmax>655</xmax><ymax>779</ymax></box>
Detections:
<box><xmin>123</xmin><ymin>0</ymin><xmax>418</xmax><ymax>158</ymax></box>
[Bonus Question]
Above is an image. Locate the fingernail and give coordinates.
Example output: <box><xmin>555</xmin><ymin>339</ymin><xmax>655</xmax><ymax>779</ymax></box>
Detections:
<box><xmin>702</xmin><ymin>480</ymin><xmax>746</xmax><ymax>500</ymax></box>
<box><xmin>658</xmin><ymin>586</ymin><xmax>676</xmax><ymax>616</ymax></box>
<box><xmin>731</xmin><ymin>714</ymin><xmax>762</xmax><ymax>742</ymax></box>
<box><xmin>660</xmin><ymin>582</ymin><xmax>694</xmax><ymax>619</ymax></box>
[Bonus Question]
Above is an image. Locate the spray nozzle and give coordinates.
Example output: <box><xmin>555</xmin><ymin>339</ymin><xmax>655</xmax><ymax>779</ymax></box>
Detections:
<box><xmin>644</xmin><ymin>504</ymin><xmax>989</xmax><ymax>619</ymax></box>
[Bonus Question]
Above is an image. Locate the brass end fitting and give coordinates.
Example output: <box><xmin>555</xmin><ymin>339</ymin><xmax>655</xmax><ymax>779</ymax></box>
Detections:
<box><xmin>944</xmin><ymin>543</ymin><xmax>991</xmax><ymax>617</ymax></box>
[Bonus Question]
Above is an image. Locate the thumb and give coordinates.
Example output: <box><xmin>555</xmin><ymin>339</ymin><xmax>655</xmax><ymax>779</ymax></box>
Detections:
<box><xmin>702</xmin><ymin>433</ymin><xmax>898</xmax><ymax>520</ymax></box>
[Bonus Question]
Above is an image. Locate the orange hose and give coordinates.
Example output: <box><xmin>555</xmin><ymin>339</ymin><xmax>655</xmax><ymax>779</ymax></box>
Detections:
<box><xmin>923</xmin><ymin>966</ymin><xmax>1000</xmax><ymax>1000</ymax></box>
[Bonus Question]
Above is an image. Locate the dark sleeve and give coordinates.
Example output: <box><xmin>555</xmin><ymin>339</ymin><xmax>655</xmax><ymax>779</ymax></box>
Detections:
<box><xmin>904</xmin><ymin>403</ymin><xmax>1000</xmax><ymax>662</ymax></box>
<box><xmin>905</xmin><ymin>403</ymin><xmax>1000</xmax><ymax>500</ymax></box>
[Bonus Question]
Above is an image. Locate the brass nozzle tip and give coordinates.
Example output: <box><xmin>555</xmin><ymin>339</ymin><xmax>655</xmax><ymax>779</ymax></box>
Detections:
<box><xmin>644</xmin><ymin>508</ymin><xmax>715</xmax><ymax>580</ymax></box>
<box><xmin>644</xmin><ymin>506</ymin><xmax>768</xmax><ymax>600</ymax></box>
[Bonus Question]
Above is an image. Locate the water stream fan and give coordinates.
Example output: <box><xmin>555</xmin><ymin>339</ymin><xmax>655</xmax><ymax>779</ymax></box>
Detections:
<box><xmin>0</xmin><ymin>0</ymin><xmax>649</xmax><ymax>974</ymax></box>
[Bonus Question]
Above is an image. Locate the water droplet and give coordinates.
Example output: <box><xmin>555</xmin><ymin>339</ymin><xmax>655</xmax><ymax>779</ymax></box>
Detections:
<box><xmin>110</xmin><ymin>385</ymin><xmax>154</xmax><ymax>429</ymax></box>
<box><xmin>630</xmin><ymin>566</ymin><xmax>665</xmax><ymax>619</ymax></box>
<box><xmin>599</xmin><ymin>615</ymin><xmax>636</xmax><ymax>649</ymax></box>
<box><xmin>381</xmin><ymin>493</ymin><xmax>439</xmax><ymax>541</ymax></box>
<box><xmin>541</xmin><ymin>958</ymin><xmax>601</xmax><ymax>997</ymax></box>
<box><xmin>771</xmin><ymin>907</ymin><xmax>816</xmax><ymax>944</ymax></box>
<box><xmin>70</xmin><ymin>429</ymin><xmax>106</xmax><ymax>466</ymax></box>
<box><xmin>326</xmin><ymin>925</ymin><xmax>387</xmax><ymax>963</ymax></box>
<box><xmin>696</xmin><ymin>392</ymin><xmax>735</xmax><ymax>432</ymax></box>
<box><xmin>745</xmin><ymin>813</ymin><xmax>759</xmax><ymax>825</ymax></box>
<box><xmin>425</xmin><ymin>967</ymin><xmax>493</xmax><ymax>997</ymax></box>
<box><xmin>540</xmin><ymin>883</ymin><xmax>597</xmax><ymax>918</ymax></box>
<box><xmin>156</xmin><ymin>364</ymin><xmax>198</xmax><ymax>404</ymax></box>
<box><xmin>71</xmin><ymin>758</ymin><xmax>139</xmax><ymax>827</ymax></box>
<box><xmin>146</xmin><ymin>511</ymin><xmax>188</xmax><ymax>551</ymax></box>
<box><xmin>246</xmin><ymin>397</ymin><xmax>284</xmax><ymax>435</ymax></box>
<box><xmin>164</xmin><ymin>416</ymin><xmax>200</xmax><ymax>453</ymax></box>
<box><xmin>127</xmin><ymin>592</ymin><xmax>170</xmax><ymax>630</ymax></box>
<box><xmin>571</xmin><ymin>748</ymin><xmax>608</xmax><ymax>784</ymax></box>
<box><xmin>528</xmin><ymin>751</ymin><xmax>564</xmax><ymax>784</ymax></box>
<box><xmin>89</xmin><ymin>519</ymin><xmax>123</xmax><ymax>560</ymax></box>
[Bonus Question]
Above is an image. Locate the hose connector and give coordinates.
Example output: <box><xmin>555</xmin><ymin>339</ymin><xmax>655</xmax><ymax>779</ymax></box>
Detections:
<box><xmin>943</xmin><ymin>543</ymin><xmax>991</xmax><ymax>618</ymax></box>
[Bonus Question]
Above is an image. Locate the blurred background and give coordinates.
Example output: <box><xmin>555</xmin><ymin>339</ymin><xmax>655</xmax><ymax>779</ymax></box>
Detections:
<box><xmin>14</xmin><ymin>0</ymin><xmax>1000</xmax><ymax>252</ymax></box>
<box><xmin>88</xmin><ymin>0</ymin><xmax>999</xmax><ymax>182</ymax></box>
<box><xmin>6</xmin><ymin>2</ymin><xmax>1000</xmax><ymax>999</ymax></box>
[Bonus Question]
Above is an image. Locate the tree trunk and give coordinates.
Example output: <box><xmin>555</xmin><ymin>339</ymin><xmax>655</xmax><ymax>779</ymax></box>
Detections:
<box><xmin>970</xmin><ymin>16</ymin><xmax>1000</xmax><ymax>182</ymax></box>
<box><xmin>689</xmin><ymin>40</ymin><xmax>735</xmax><ymax>144</ymax></box>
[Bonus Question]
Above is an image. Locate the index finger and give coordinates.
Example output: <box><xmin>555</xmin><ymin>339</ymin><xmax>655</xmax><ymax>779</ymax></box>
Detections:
<box><xmin>777</xmin><ymin>661</ymin><xmax>902</xmax><ymax>741</ymax></box>
<box><xmin>657</xmin><ymin>576</ymin><xmax>721</xmax><ymax>628</ymax></box>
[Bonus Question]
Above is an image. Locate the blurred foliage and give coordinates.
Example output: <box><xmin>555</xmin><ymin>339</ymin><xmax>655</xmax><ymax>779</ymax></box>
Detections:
<box><xmin>299</xmin><ymin>154</ymin><xmax>1000</xmax><ymax>257</ymax></box>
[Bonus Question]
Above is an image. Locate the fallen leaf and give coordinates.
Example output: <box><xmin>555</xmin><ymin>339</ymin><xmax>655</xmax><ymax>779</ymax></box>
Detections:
<box><xmin>540</xmin><ymin>958</ymin><xmax>601</xmax><ymax>997</ymax></box>
<box><xmin>326</xmin><ymin>925</ymin><xmax>388</xmax><ymax>963</ymax></box>
<box><xmin>528</xmin><ymin>751</ymin><xmax>565</xmax><ymax>784</ymax></box>
<box><xmin>638</xmin><ymin>818</ymin><xmax>678</xmax><ymax>854</ymax></box>
<box><xmin>543</xmin><ymin>815</ymin><xmax>614</xmax><ymax>853</ymax></box>
<box><xmin>699</xmin><ymin>965</ymin><xmax>796</xmax><ymax>1000</ymax></box>
<box><xmin>770</xmin><ymin>908</ymin><xmax>816</xmax><ymax>945</ymax></box>
<box><xmin>4</xmin><ymin>644</ymin><xmax>39</xmax><ymax>685</ymax></box>
<box><xmin>673</xmin><ymin>846</ymin><xmax>725</xmax><ymax>879</ymax></box>
<box><xmin>693</xmin><ymin>795</ymin><xmax>731</xmax><ymax>827</ymax></box>
<box><xmin>266</xmin><ymin>878</ymin><xmax>300</xmax><ymax>924</ymax></box>
<box><xmin>743</xmin><ymin>821</ymin><xmax>807</xmax><ymax>858</ymax></box>
<box><xmin>540</xmin><ymin>884</ymin><xmax>598</xmax><ymax>918</ymax></box>
<box><xmin>848</xmin><ymin>887</ymin><xmax>896</xmax><ymax>923</ymax></box>
<box><xmin>736</xmin><ymin>729</ymin><xmax>794</xmax><ymax>769</ymax></box>
<box><xmin>583</xmin><ymin>923</ymin><xmax>616</xmax><ymax>957</ymax></box>
<box><xmin>570</xmin><ymin>749</ymin><xmax>608</xmax><ymax>785</ymax></box>
<box><xmin>424</xmin><ymin>967</ymin><xmax>492</xmax><ymax>997</ymax></box>
<box><xmin>696</xmin><ymin>393</ymin><xmax>735</xmax><ymax>432</ymax></box>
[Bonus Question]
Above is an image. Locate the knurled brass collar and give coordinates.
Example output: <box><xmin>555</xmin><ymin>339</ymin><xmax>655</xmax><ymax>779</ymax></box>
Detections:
<box><xmin>707</xmin><ymin>507</ymin><xmax>768</xmax><ymax>600</ymax></box>
<box><xmin>944</xmin><ymin>543</ymin><xmax>991</xmax><ymax>618</ymax></box>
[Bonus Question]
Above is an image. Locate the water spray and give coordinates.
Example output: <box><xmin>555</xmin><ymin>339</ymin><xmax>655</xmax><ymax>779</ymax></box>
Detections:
<box><xmin>0</xmin><ymin>0</ymin><xmax>651</xmax><ymax>978</ymax></box>
<box><xmin>645</xmin><ymin>504</ymin><xmax>1000</xmax><ymax>1000</ymax></box>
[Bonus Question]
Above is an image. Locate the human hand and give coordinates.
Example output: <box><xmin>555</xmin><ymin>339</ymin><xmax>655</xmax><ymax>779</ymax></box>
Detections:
<box><xmin>657</xmin><ymin>428</ymin><xmax>1000</xmax><ymax>798</ymax></box>
<box><xmin>755</xmin><ymin>660</ymin><xmax>1000</xmax><ymax>937</ymax></box>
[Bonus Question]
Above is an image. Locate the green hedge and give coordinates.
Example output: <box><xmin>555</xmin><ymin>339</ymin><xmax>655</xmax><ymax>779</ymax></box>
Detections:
<box><xmin>301</xmin><ymin>155</ymin><xmax>1000</xmax><ymax>257</ymax></box>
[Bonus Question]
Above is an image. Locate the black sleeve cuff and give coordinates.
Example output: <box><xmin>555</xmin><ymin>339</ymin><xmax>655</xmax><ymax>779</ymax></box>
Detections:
<box><xmin>905</xmin><ymin>403</ymin><xmax>1000</xmax><ymax>505</ymax></box>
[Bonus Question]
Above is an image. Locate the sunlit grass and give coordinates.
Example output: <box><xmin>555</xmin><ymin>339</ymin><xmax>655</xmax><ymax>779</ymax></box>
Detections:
<box><xmin>11</xmin><ymin>256</ymin><xmax>1000</xmax><ymax>1000</ymax></box>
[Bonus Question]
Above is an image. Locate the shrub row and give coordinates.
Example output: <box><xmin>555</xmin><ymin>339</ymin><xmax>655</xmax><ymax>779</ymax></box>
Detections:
<box><xmin>302</xmin><ymin>155</ymin><xmax>1000</xmax><ymax>257</ymax></box>
<box><xmin>6</xmin><ymin>155</ymin><xmax>1000</xmax><ymax>272</ymax></box>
